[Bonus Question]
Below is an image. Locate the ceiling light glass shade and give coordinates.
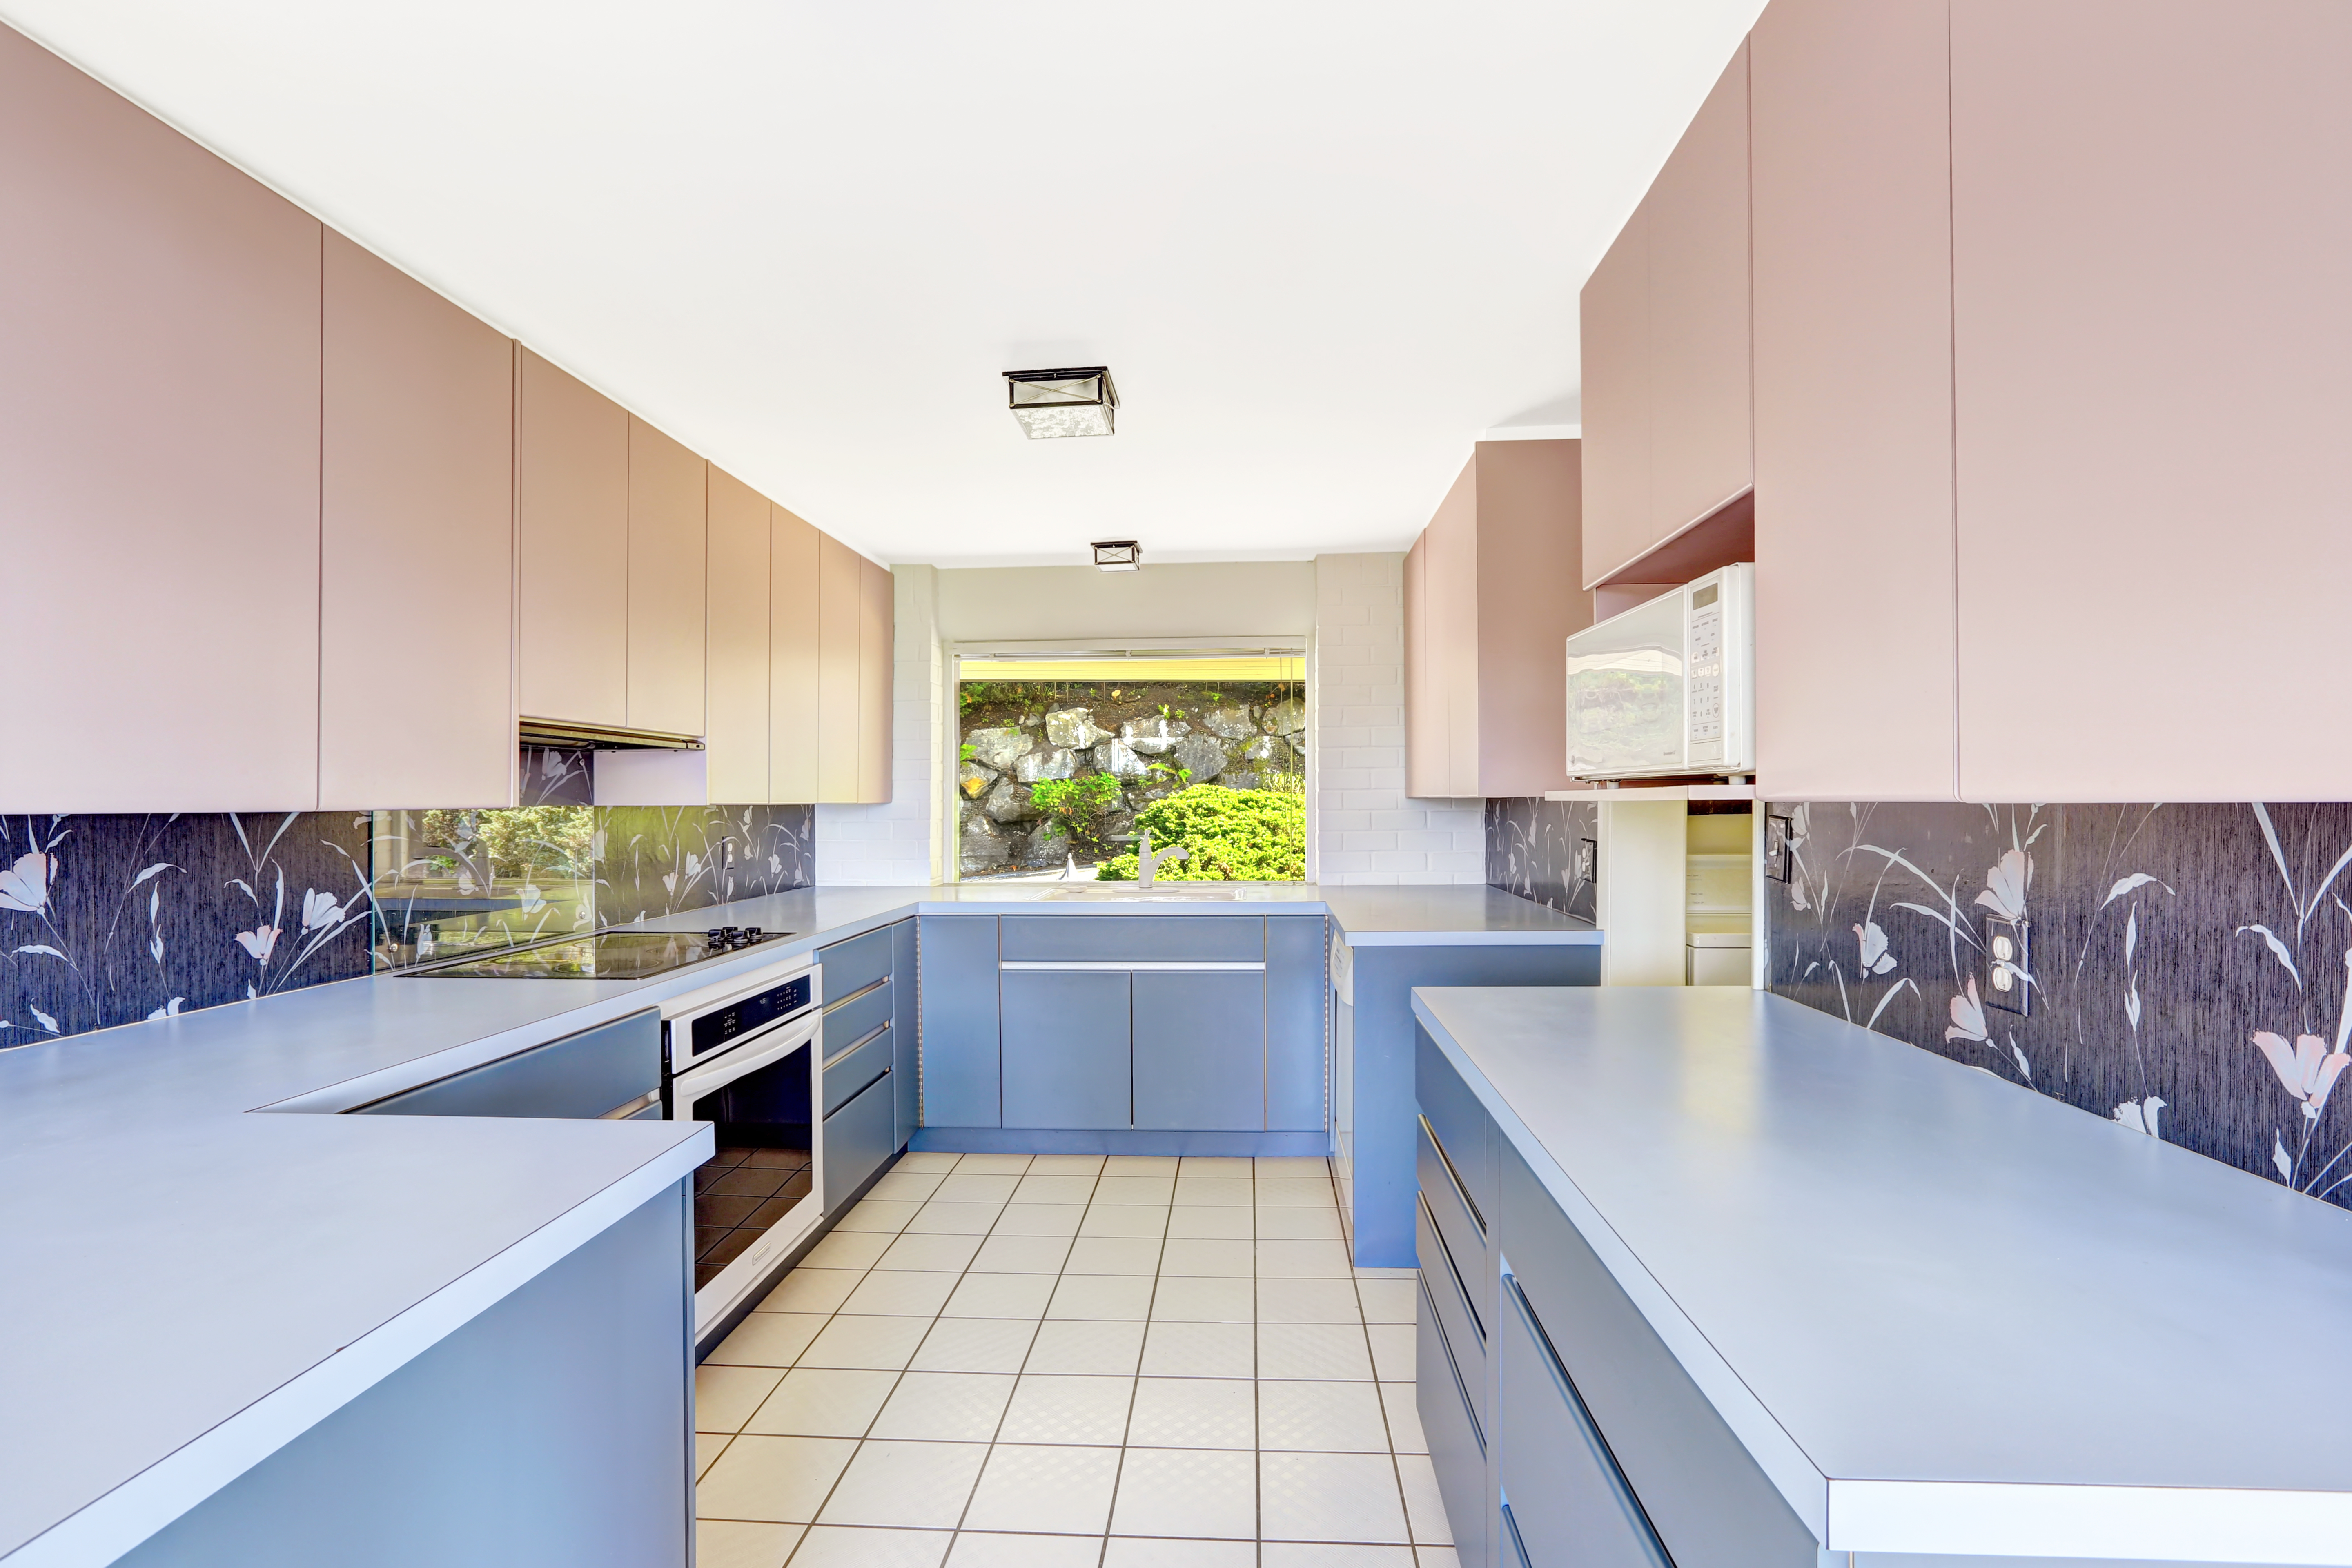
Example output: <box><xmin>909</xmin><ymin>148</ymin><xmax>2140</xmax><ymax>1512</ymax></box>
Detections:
<box><xmin>1005</xmin><ymin>367</ymin><xmax>1117</xmax><ymax>439</ymax></box>
<box><xmin>1091</xmin><ymin>541</ymin><xmax>1140</xmax><ymax>570</ymax></box>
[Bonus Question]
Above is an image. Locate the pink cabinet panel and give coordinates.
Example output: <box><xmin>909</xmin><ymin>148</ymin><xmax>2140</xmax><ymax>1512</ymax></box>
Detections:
<box><xmin>1750</xmin><ymin>0</ymin><xmax>1959</xmax><ymax>800</ymax></box>
<box><xmin>0</xmin><ymin>28</ymin><xmax>322</xmax><ymax>811</ymax></box>
<box><xmin>1579</xmin><ymin>203</ymin><xmax>1652</xmax><ymax>588</ymax></box>
<box><xmin>624</xmin><ymin>416</ymin><xmax>708</xmax><ymax>737</ymax></box>
<box><xmin>1403</xmin><ymin>536</ymin><xmax>1439</xmax><ymax>798</ymax></box>
<box><xmin>1645</xmin><ymin>41</ymin><xmax>1753</xmax><ymax>550</ymax></box>
<box><xmin>1950</xmin><ymin>0</ymin><xmax>2352</xmax><ymax>800</ymax></box>
<box><xmin>769</xmin><ymin>507</ymin><xmax>823</xmax><ymax>804</ymax></box>
<box><xmin>319</xmin><ymin>234</ymin><xmax>516</xmax><ymax>810</ymax></box>
<box><xmin>815</xmin><ymin>532</ymin><xmax>863</xmax><ymax>803</ymax></box>
<box><xmin>858</xmin><ymin>556</ymin><xmax>895</xmax><ymax>804</ymax></box>
<box><xmin>705</xmin><ymin>468</ymin><xmax>771</xmax><ymax>804</ymax></box>
<box><xmin>517</xmin><ymin>350</ymin><xmax>630</xmax><ymax>729</ymax></box>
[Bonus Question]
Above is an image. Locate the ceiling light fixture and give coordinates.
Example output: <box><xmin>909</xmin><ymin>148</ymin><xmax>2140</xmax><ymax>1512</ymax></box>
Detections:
<box><xmin>1091</xmin><ymin>541</ymin><xmax>1140</xmax><ymax>572</ymax></box>
<box><xmin>1004</xmin><ymin>366</ymin><xmax>1118</xmax><ymax>439</ymax></box>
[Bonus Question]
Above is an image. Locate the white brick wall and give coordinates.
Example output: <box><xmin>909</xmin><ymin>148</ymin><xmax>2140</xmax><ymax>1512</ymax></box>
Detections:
<box><xmin>1309</xmin><ymin>553</ymin><xmax>1486</xmax><ymax>885</ymax></box>
<box><xmin>815</xmin><ymin>565</ymin><xmax>947</xmax><ymax>885</ymax></box>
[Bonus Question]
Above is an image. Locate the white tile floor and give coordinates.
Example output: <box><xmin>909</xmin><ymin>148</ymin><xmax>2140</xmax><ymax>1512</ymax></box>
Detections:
<box><xmin>694</xmin><ymin>1153</ymin><xmax>1451</xmax><ymax>1568</ymax></box>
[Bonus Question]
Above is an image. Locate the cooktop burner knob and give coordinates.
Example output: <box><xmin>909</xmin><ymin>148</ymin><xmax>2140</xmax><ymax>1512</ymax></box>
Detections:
<box><xmin>741</xmin><ymin>927</ymin><xmax>763</xmax><ymax>942</ymax></box>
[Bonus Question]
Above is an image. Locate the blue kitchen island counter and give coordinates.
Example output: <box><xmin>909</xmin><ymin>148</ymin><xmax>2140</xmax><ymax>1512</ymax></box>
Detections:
<box><xmin>0</xmin><ymin>882</ymin><xmax>1592</xmax><ymax>1568</ymax></box>
<box><xmin>1410</xmin><ymin>984</ymin><xmax>2352</xmax><ymax>1567</ymax></box>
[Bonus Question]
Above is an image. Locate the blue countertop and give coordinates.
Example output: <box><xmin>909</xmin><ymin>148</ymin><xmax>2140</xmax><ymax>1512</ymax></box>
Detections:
<box><xmin>0</xmin><ymin>882</ymin><xmax>1588</xmax><ymax>1565</ymax></box>
<box><xmin>1410</xmin><ymin>985</ymin><xmax>2352</xmax><ymax>1565</ymax></box>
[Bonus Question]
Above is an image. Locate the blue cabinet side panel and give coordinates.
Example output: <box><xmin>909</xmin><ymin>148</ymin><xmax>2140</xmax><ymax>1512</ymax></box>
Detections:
<box><xmin>1133</xmin><ymin>970</ymin><xmax>1266</xmax><ymax>1131</ymax></box>
<box><xmin>891</xmin><ymin>917</ymin><xmax>918</xmax><ymax>1147</ymax></box>
<box><xmin>1265</xmin><ymin>916</ymin><xmax>1328</xmax><ymax>1133</ymax></box>
<box><xmin>114</xmin><ymin>1185</ymin><xmax>691</xmax><ymax>1568</ymax></box>
<box><xmin>1349</xmin><ymin>942</ymin><xmax>1597</xmax><ymax>1267</ymax></box>
<box><xmin>1001</xmin><ymin>969</ymin><xmax>1134</xmax><ymax>1129</ymax></box>
<box><xmin>355</xmin><ymin>1008</ymin><xmax>661</xmax><ymax>1120</ymax></box>
<box><xmin>918</xmin><ymin>915</ymin><xmax>1001</xmax><ymax>1127</ymax></box>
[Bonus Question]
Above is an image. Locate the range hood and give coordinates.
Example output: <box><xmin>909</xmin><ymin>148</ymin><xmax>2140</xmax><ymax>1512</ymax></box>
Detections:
<box><xmin>519</xmin><ymin>717</ymin><xmax>704</xmax><ymax>751</ymax></box>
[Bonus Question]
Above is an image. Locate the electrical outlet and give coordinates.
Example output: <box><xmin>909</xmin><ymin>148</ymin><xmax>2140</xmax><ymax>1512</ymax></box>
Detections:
<box><xmin>1984</xmin><ymin>916</ymin><xmax>2030</xmax><ymax>1015</ymax></box>
<box><xmin>1764</xmin><ymin>815</ymin><xmax>1793</xmax><ymax>882</ymax></box>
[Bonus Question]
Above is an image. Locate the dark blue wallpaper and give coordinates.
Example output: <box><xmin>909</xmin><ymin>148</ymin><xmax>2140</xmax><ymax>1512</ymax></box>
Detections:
<box><xmin>1484</xmin><ymin>797</ymin><xmax>1598</xmax><ymax>922</ymax></box>
<box><xmin>1765</xmin><ymin>801</ymin><xmax>2352</xmax><ymax>1213</ymax></box>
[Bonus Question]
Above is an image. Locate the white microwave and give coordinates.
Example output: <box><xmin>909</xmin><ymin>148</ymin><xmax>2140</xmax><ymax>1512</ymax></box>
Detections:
<box><xmin>1564</xmin><ymin>562</ymin><xmax>1755</xmax><ymax>780</ymax></box>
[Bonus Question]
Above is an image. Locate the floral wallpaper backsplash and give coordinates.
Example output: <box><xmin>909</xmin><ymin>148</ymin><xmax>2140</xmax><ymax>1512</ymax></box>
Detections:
<box><xmin>1770</xmin><ymin>801</ymin><xmax>2352</xmax><ymax>1213</ymax></box>
<box><xmin>1</xmin><ymin>795</ymin><xmax>816</xmax><ymax>1048</ymax></box>
<box><xmin>1485</xmin><ymin>797</ymin><xmax>1598</xmax><ymax>922</ymax></box>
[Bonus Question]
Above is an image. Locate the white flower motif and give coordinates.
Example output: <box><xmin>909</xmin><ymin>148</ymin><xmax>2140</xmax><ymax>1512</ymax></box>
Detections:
<box><xmin>662</xmin><ymin>872</ymin><xmax>679</xmax><ymax>895</ymax></box>
<box><xmin>30</xmin><ymin>1005</ymin><xmax>58</xmax><ymax>1034</ymax></box>
<box><xmin>518</xmin><ymin>884</ymin><xmax>546</xmax><ymax>912</ymax></box>
<box><xmin>1974</xmin><ymin>848</ymin><xmax>2032</xmax><ymax>922</ymax></box>
<box><xmin>235</xmin><ymin>925</ymin><xmax>281</xmax><ymax>964</ymax></box>
<box><xmin>2250</xmin><ymin>1031</ymin><xmax>2351</xmax><ymax>1122</ymax></box>
<box><xmin>300</xmin><ymin>889</ymin><xmax>342</xmax><ymax>932</ymax></box>
<box><xmin>1945</xmin><ymin>978</ymin><xmax>1990</xmax><ymax>1045</ymax></box>
<box><xmin>0</xmin><ymin>851</ymin><xmax>53</xmax><ymax>914</ymax></box>
<box><xmin>1853</xmin><ymin>921</ymin><xmax>1895</xmax><ymax>976</ymax></box>
<box><xmin>2113</xmin><ymin>1098</ymin><xmax>2165</xmax><ymax>1138</ymax></box>
<box><xmin>768</xmin><ymin>854</ymin><xmax>783</xmax><ymax>875</ymax></box>
<box><xmin>456</xmin><ymin>869</ymin><xmax>477</xmax><ymax>895</ymax></box>
<box><xmin>147</xmin><ymin>997</ymin><xmax>185</xmax><ymax>1022</ymax></box>
<box><xmin>684</xmin><ymin>852</ymin><xmax>704</xmax><ymax>879</ymax></box>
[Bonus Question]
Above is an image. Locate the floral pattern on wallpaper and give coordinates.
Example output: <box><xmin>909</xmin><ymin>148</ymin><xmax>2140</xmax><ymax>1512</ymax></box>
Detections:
<box><xmin>1485</xmin><ymin>797</ymin><xmax>1599</xmax><ymax>922</ymax></box>
<box><xmin>0</xmin><ymin>812</ymin><xmax>373</xmax><ymax>1042</ymax></box>
<box><xmin>597</xmin><ymin>806</ymin><xmax>815</xmax><ymax>926</ymax></box>
<box><xmin>1768</xmin><ymin>801</ymin><xmax>2352</xmax><ymax>1211</ymax></box>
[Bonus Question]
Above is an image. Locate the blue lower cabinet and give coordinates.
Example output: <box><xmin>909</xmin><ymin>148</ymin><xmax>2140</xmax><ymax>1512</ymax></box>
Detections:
<box><xmin>918</xmin><ymin>915</ymin><xmax>1001</xmax><ymax>1126</ymax></box>
<box><xmin>891</xmin><ymin>918</ymin><xmax>918</xmax><ymax>1146</ymax></box>
<box><xmin>823</xmin><ymin>1067</ymin><xmax>894</xmax><ymax>1211</ymax></box>
<box><xmin>1265</xmin><ymin>916</ymin><xmax>1328</xmax><ymax>1131</ymax></box>
<box><xmin>1417</xmin><ymin>1272</ymin><xmax>1490</xmax><ymax>1568</ymax></box>
<box><xmin>1133</xmin><ymin>970</ymin><xmax>1265</xmax><ymax>1130</ymax></box>
<box><xmin>1001</xmin><ymin>969</ymin><xmax>1133</xmax><ymax>1128</ymax></box>
<box><xmin>355</xmin><ymin>1008</ymin><xmax>660</xmax><ymax>1120</ymax></box>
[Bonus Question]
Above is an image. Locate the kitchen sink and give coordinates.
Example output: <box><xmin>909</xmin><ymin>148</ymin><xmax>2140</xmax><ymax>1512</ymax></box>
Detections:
<box><xmin>1040</xmin><ymin>885</ymin><xmax>1247</xmax><ymax>901</ymax></box>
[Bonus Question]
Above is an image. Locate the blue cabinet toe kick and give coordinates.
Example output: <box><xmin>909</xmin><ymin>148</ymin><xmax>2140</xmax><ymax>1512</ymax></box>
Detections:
<box><xmin>912</xmin><ymin>1127</ymin><xmax>1334</xmax><ymax>1158</ymax></box>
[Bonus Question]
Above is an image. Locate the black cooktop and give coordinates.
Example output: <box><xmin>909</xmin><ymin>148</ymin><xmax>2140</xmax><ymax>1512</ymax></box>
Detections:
<box><xmin>407</xmin><ymin>929</ymin><xmax>791</xmax><ymax>980</ymax></box>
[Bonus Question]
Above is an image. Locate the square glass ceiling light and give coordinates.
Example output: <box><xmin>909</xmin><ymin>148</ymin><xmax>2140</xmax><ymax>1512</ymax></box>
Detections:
<box><xmin>1004</xmin><ymin>366</ymin><xmax>1117</xmax><ymax>439</ymax></box>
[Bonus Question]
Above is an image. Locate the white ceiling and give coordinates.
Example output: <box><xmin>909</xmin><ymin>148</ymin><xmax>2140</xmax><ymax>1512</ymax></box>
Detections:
<box><xmin>2</xmin><ymin>1</ymin><xmax>1762</xmax><ymax>566</ymax></box>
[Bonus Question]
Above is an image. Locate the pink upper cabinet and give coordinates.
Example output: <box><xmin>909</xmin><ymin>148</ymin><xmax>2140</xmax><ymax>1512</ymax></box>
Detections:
<box><xmin>0</xmin><ymin>26</ymin><xmax>323</xmax><ymax>812</ymax></box>
<box><xmin>1750</xmin><ymin>0</ymin><xmax>1959</xmax><ymax>800</ymax></box>
<box><xmin>1644</xmin><ymin>42</ymin><xmax>1753</xmax><ymax>553</ymax></box>
<box><xmin>705</xmin><ymin>468</ymin><xmax>772</xmax><ymax>805</ymax></box>
<box><xmin>625</xmin><ymin>416</ymin><xmax>709</xmax><ymax>738</ymax></box>
<box><xmin>517</xmin><ymin>350</ymin><xmax>630</xmax><ymax>729</ymax></box>
<box><xmin>1580</xmin><ymin>203</ymin><xmax>1652</xmax><ymax>590</ymax></box>
<box><xmin>1950</xmin><ymin>0</ymin><xmax>2352</xmax><ymax>800</ymax></box>
<box><xmin>320</xmin><ymin>235</ymin><xmax>515</xmax><ymax>811</ymax></box>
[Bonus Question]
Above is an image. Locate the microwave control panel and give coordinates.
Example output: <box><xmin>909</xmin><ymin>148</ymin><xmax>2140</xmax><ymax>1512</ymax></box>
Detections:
<box><xmin>1686</xmin><ymin>581</ymin><xmax>1725</xmax><ymax>763</ymax></box>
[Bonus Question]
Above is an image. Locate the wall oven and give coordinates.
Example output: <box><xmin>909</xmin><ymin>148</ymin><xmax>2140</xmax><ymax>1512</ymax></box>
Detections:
<box><xmin>664</xmin><ymin>958</ymin><xmax>824</xmax><ymax>1336</ymax></box>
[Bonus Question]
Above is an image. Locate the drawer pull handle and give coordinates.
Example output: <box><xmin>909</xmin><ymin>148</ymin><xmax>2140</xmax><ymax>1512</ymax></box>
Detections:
<box><xmin>824</xmin><ymin>1021</ymin><xmax>890</xmax><ymax>1071</ymax></box>
<box><xmin>1419</xmin><ymin>1114</ymin><xmax>1486</xmax><ymax>1233</ymax></box>
<box><xmin>999</xmin><ymin>960</ymin><xmax>1265</xmax><ymax>971</ymax></box>
<box><xmin>822</xmin><ymin>977</ymin><xmax>888</xmax><ymax>1012</ymax></box>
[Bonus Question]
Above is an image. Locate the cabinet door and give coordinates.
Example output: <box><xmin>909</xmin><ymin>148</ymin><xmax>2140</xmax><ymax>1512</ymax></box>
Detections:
<box><xmin>517</xmin><ymin>349</ymin><xmax>629</xmax><ymax>728</ymax></box>
<box><xmin>1132</xmin><ymin>971</ymin><xmax>1264</xmax><ymax>1131</ymax></box>
<box><xmin>891</xmin><ymin>918</ymin><xmax>919</xmax><ymax>1148</ymax></box>
<box><xmin>625</xmin><ymin>416</ymin><xmax>707</xmax><ymax>737</ymax></box>
<box><xmin>705</xmin><ymin>468</ymin><xmax>770</xmax><ymax>802</ymax></box>
<box><xmin>1750</xmin><ymin>0</ymin><xmax>1957</xmax><ymax>799</ymax></box>
<box><xmin>1579</xmin><ymin>200</ymin><xmax>1652</xmax><ymax>588</ymax></box>
<box><xmin>822</xmin><ymin>1068</ymin><xmax>895</xmax><ymax>1212</ymax></box>
<box><xmin>1645</xmin><ymin>42</ymin><xmax>1752</xmax><ymax>545</ymax></box>
<box><xmin>320</xmin><ymin>234</ymin><xmax>515</xmax><ymax>810</ymax></box>
<box><xmin>1950</xmin><ymin>0</ymin><xmax>2352</xmax><ymax>800</ymax></box>
<box><xmin>857</xmin><ymin>554</ymin><xmax>894</xmax><ymax>804</ymax></box>
<box><xmin>816</xmin><ymin>533</ymin><xmax>863</xmax><ymax>802</ymax></box>
<box><xmin>1403</xmin><ymin>536</ymin><xmax>1439</xmax><ymax>798</ymax></box>
<box><xmin>1</xmin><ymin>29</ymin><xmax>322</xmax><ymax>812</ymax></box>
<box><xmin>1002</xmin><ymin>970</ymin><xmax>1133</xmax><ymax>1129</ymax></box>
<box><xmin>770</xmin><ymin>506</ymin><xmax>823</xmax><ymax>803</ymax></box>
<box><xmin>917</xmin><ymin>915</ymin><xmax>1000</xmax><ymax>1126</ymax></box>
<box><xmin>1265</xmin><ymin>916</ymin><xmax>1328</xmax><ymax>1131</ymax></box>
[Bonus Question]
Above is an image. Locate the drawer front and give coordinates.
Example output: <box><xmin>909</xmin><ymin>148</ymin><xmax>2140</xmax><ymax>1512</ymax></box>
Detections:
<box><xmin>1418</xmin><ymin>1273</ymin><xmax>1491</xmax><ymax>1568</ymax></box>
<box><xmin>1499</xmin><ymin>1141</ymin><xmax>1820</xmax><ymax>1568</ymax></box>
<box><xmin>1418</xmin><ymin>1196</ymin><xmax>1486</xmax><ymax>1379</ymax></box>
<box><xmin>357</xmin><ymin>1008</ymin><xmax>659</xmax><ymax>1120</ymax></box>
<box><xmin>1417</xmin><ymin>1118</ymin><xmax>1488</xmax><ymax>1319</ymax></box>
<box><xmin>1416</xmin><ymin>1025</ymin><xmax>1493</xmax><ymax>1223</ymax></box>
<box><xmin>1496</xmin><ymin>1270</ymin><xmax>1670</xmax><ymax>1568</ymax></box>
<box><xmin>817</xmin><ymin>924</ymin><xmax>894</xmax><ymax>999</ymax></box>
<box><xmin>822</xmin><ymin>1067</ymin><xmax>894</xmax><ymax>1211</ymax></box>
<box><xmin>822</xmin><ymin>1020</ymin><xmax>891</xmax><ymax>1117</ymax></box>
<box><xmin>824</xmin><ymin>979</ymin><xmax>893</xmax><ymax>1056</ymax></box>
<box><xmin>999</xmin><ymin>914</ymin><xmax>1263</xmax><ymax>963</ymax></box>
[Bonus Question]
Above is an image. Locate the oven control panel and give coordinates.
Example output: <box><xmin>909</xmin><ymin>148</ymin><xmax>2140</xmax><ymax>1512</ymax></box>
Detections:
<box><xmin>670</xmin><ymin>971</ymin><xmax>814</xmax><ymax>1069</ymax></box>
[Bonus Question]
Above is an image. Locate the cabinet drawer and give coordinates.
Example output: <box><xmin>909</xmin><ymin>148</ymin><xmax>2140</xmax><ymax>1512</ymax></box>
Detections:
<box><xmin>1418</xmin><ymin>1196</ymin><xmax>1486</xmax><ymax>1379</ymax></box>
<box><xmin>822</xmin><ymin>1020</ymin><xmax>891</xmax><ymax>1117</ymax></box>
<box><xmin>1499</xmin><ymin>1141</ymin><xmax>1818</xmax><ymax>1568</ymax></box>
<box><xmin>1418</xmin><ymin>1118</ymin><xmax>1488</xmax><ymax>1303</ymax></box>
<box><xmin>1416</xmin><ymin>1025</ymin><xmax>1493</xmax><ymax>1223</ymax></box>
<box><xmin>817</xmin><ymin>924</ymin><xmax>893</xmax><ymax>999</ymax></box>
<box><xmin>1418</xmin><ymin>1273</ymin><xmax>1491</xmax><ymax>1568</ymax></box>
<box><xmin>1496</xmin><ymin>1270</ymin><xmax>1669</xmax><ymax>1568</ymax></box>
<box><xmin>1000</xmin><ymin>915</ymin><xmax>1263</xmax><ymax>963</ymax></box>
<box><xmin>824</xmin><ymin>978</ymin><xmax>892</xmax><ymax>1056</ymax></box>
<box><xmin>822</xmin><ymin>1067</ymin><xmax>894</xmax><ymax>1211</ymax></box>
<box><xmin>355</xmin><ymin>1008</ymin><xmax>659</xmax><ymax>1120</ymax></box>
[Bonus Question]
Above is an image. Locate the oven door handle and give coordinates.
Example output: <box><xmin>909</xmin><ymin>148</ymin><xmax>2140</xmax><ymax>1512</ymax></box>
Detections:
<box><xmin>670</xmin><ymin>1013</ymin><xmax>820</xmax><ymax>1103</ymax></box>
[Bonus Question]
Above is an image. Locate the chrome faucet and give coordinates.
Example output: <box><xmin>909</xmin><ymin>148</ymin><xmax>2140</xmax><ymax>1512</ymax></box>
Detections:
<box><xmin>1136</xmin><ymin>829</ymin><xmax>1188</xmax><ymax>887</ymax></box>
